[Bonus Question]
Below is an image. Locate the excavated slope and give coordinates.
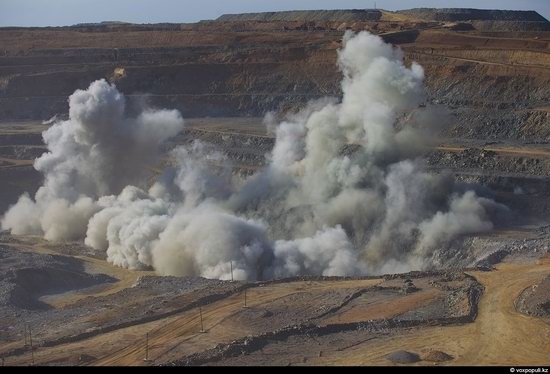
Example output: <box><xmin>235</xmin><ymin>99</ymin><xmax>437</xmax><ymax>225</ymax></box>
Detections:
<box><xmin>398</xmin><ymin>8</ymin><xmax>548</xmax><ymax>22</ymax></box>
<box><xmin>217</xmin><ymin>9</ymin><xmax>382</xmax><ymax>22</ymax></box>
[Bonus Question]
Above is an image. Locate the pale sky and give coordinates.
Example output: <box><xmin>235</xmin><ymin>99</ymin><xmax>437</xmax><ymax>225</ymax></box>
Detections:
<box><xmin>1</xmin><ymin>0</ymin><xmax>549</xmax><ymax>27</ymax></box>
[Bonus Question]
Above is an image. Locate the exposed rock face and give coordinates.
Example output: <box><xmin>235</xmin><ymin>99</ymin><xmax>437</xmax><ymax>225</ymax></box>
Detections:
<box><xmin>217</xmin><ymin>9</ymin><xmax>382</xmax><ymax>22</ymax></box>
<box><xmin>386</xmin><ymin>350</ymin><xmax>421</xmax><ymax>364</ymax></box>
<box><xmin>0</xmin><ymin>9</ymin><xmax>548</xmax><ymax>143</ymax></box>
<box><xmin>398</xmin><ymin>8</ymin><xmax>548</xmax><ymax>22</ymax></box>
<box><xmin>0</xmin><ymin>245</ymin><xmax>115</xmax><ymax>311</ymax></box>
<box><xmin>423</xmin><ymin>350</ymin><xmax>454</xmax><ymax>362</ymax></box>
<box><xmin>515</xmin><ymin>276</ymin><xmax>550</xmax><ymax>318</ymax></box>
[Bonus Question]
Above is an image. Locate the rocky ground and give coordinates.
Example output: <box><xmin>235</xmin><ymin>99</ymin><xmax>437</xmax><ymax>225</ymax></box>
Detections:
<box><xmin>0</xmin><ymin>218</ymin><xmax>547</xmax><ymax>366</ymax></box>
<box><xmin>0</xmin><ymin>233</ymin><xmax>491</xmax><ymax>366</ymax></box>
<box><xmin>1</xmin><ymin>9</ymin><xmax>550</xmax><ymax>142</ymax></box>
<box><xmin>515</xmin><ymin>275</ymin><xmax>550</xmax><ymax>319</ymax></box>
<box><xmin>0</xmin><ymin>240</ymin><xmax>244</xmax><ymax>351</ymax></box>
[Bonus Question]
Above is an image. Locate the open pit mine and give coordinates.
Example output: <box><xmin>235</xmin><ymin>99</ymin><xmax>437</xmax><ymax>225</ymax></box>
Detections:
<box><xmin>0</xmin><ymin>7</ymin><xmax>549</xmax><ymax>366</ymax></box>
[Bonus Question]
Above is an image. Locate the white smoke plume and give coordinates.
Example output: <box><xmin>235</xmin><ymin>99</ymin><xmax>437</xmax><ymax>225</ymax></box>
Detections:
<box><xmin>2</xmin><ymin>32</ymin><xmax>507</xmax><ymax>279</ymax></box>
<box><xmin>1</xmin><ymin>79</ymin><xmax>184</xmax><ymax>241</ymax></box>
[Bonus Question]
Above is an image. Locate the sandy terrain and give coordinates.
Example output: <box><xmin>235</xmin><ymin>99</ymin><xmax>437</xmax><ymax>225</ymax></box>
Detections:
<box><xmin>310</xmin><ymin>256</ymin><xmax>550</xmax><ymax>366</ymax></box>
<box><xmin>3</xmin><ymin>249</ymin><xmax>545</xmax><ymax>366</ymax></box>
<box><xmin>2</xmin><ymin>278</ymin><xmax>383</xmax><ymax>366</ymax></box>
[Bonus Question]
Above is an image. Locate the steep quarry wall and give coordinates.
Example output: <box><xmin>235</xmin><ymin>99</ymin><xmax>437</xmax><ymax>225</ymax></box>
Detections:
<box><xmin>398</xmin><ymin>8</ymin><xmax>548</xmax><ymax>22</ymax></box>
<box><xmin>471</xmin><ymin>21</ymin><xmax>550</xmax><ymax>32</ymax></box>
<box><xmin>217</xmin><ymin>9</ymin><xmax>382</xmax><ymax>22</ymax></box>
<box><xmin>0</xmin><ymin>44</ymin><xmax>340</xmax><ymax>119</ymax></box>
<box><xmin>0</xmin><ymin>11</ymin><xmax>549</xmax><ymax>141</ymax></box>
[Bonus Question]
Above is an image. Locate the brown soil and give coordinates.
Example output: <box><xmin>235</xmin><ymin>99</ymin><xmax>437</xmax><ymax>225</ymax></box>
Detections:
<box><xmin>311</xmin><ymin>256</ymin><xmax>550</xmax><ymax>366</ymax></box>
<box><xmin>424</xmin><ymin>350</ymin><xmax>454</xmax><ymax>362</ymax></box>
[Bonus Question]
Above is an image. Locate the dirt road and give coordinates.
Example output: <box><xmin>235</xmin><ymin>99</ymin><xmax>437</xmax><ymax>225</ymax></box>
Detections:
<box><xmin>2</xmin><ymin>235</ymin><xmax>548</xmax><ymax>366</ymax></box>
<box><xmin>1</xmin><ymin>279</ymin><xmax>381</xmax><ymax>366</ymax></box>
<box><xmin>436</xmin><ymin>145</ymin><xmax>550</xmax><ymax>159</ymax></box>
<box><xmin>92</xmin><ymin>279</ymin><xmax>385</xmax><ymax>366</ymax></box>
<box><xmin>312</xmin><ymin>256</ymin><xmax>550</xmax><ymax>366</ymax></box>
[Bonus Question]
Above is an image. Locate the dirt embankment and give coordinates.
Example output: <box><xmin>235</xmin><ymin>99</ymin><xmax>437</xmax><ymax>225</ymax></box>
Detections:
<box><xmin>0</xmin><ymin>226</ymin><xmax>548</xmax><ymax>366</ymax></box>
<box><xmin>515</xmin><ymin>275</ymin><xmax>550</xmax><ymax>319</ymax></box>
<box><xmin>0</xmin><ymin>243</ymin><xmax>116</xmax><ymax>322</ymax></box>
<box><xmin>1</xmin><ymin>258</ymin><xmax>482</xmax><ymax>367</ymax></box>
<box><xmin>217</xmin><ymin>10</ymin><xmax>382</xmax><ymax>22</ymax></box>
<box><xmin>202</xmin><ymin>256</ymin><xmax>550</xmax><ymax>366</ymax></box>
<box><xmin>397</xmin><ymin>8</ymin><xmax>548</xmax><ymax>23</ymax></box>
